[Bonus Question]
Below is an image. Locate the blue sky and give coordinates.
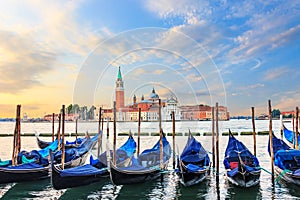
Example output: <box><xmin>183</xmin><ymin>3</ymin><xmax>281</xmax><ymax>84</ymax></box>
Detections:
<box><xmin>0</xmin><ymin>0</ymin><xmax>299</xmax><ymax>117</ymax></box>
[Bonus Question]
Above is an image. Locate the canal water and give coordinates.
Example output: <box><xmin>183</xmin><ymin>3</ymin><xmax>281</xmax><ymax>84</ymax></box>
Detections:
<box><xmin>0</xmin><ymin>120</ymin><xmax>299</xmax><ymax>199</ymax></box>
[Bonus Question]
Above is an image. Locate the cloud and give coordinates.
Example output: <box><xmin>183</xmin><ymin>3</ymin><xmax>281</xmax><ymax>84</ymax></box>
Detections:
<box><xmin>0</xmin><ymin>30</ymin><xmax>56</xmax><ymax>93</ymax></box>
<box><xmin>264</xmin><ymin>67</ymin><xmax>290</xmax><ymax>81</ymax></box>
<box><xmin>0</xmin><ymin>1</ymin><xmax>105</xmax><ymax>94</ymax></box>
<box><xmin>185</xmin><ymin>73</ymin><xmax>203</xmax><ymax>82</ymax></box>
<box><xmin>144</xmin><ymin>0</ymin><xmax>210</xmax><ymax>25</ymax></box>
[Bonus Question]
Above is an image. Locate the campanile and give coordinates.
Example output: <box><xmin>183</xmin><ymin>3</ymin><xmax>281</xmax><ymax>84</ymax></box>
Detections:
<box><xmin>115</xmin><ymin>66</ymin><xmax>124</xmax><ymax>111</ymax></box>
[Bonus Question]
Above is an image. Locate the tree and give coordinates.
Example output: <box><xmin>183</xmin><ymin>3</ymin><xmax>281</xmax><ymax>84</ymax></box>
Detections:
<box><xmin>272</xmin><ymin>109</ymin><xmax>281</xmax><ymax>118</ymax></box>
<box><xmin>67</xmin><ymin>104</ymin><xmax>73</xmax><ymax>114</ymax></box>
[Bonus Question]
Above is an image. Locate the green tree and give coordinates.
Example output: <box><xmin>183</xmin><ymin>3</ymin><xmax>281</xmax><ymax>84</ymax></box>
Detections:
<box><xmin>272</xmin><ymin>109</ymin><xmax>281</xmax><ymax>118</ymax></box>
<box><xmin>67</xmin><ymin>104</ymin><xmax>73</xmax><ymax>114</ymax></box>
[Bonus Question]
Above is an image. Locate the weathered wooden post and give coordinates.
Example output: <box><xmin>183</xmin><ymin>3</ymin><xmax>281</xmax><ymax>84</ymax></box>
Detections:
<box><xmin>97</xmin><ymin>107</ymin><xmax>102</xmax><ymax>159</ymax></box>
<box><xmin>52</xmin><ymin>113</ymin><xmax>55</xmax><ymax>142</ymax></box>
<box><xmin>268</xmin><ymin>100</ymin><xmax>274</xmax><ymax>184</ymax></box>
<box><xmin>57</xmin><ymin>113</ymin><xmax>61</xmax><ymax>150</ymax></box>
<box><xmin>172</xmin><ymin>111</ymin><xmax>176</xmax><ymax>169</ymax></box>
<box><xmin>61</xmin><ymin>105</ymin><xmax>65</xmax><ymax>170</ymax></box>
<box><xmin>137</xmin><ymin>108</ymin><xmax>141</xmax><ymax>156</ymax></box>
<box><xmin>113</xmin><ymin>101</ymin><xmax>117</xmax><ymax>166</ymax></box>
<box><xmin>75</xmin><ymin>117</ymin><xmax>78</xmax><ymax>144</ymax></box>
<box><xmin>159</xmin><ymin>99</ymin><xmax>163</xmax><ymax>170</ymax></box>
<box><xmin>106</xmin><ymin>118</ymin><xmax>109</xmax><ymax>138</ymax></box>
<box><xmin>216</xmin><ymin>103</ymin><xmax>219</xmax><ymax>182</ymax></box>
<box><xmin>293</xmin><ymin>114</ymin><xmax>295</xmax><ymax>148</ymax></box>
<box><xmin>251</xmin><ymin>107</ymin><xmax>257</xmax><ymax>156</ymax></box>
<box><xmin>280</xmin><ymin>114</ymin><xmax>283</xmax><ymax>140</ymax></box>
<box><xmin>12</xmin><ymin>105</ymin><xmax>21</xmax><ymax>166</ymax></box>
<box><xmin>212</xmin><ymin>107</ymin><xmax>215</xmax><ymax>169</ymax></box>
<box><xmin>16</xmin><ymin>105</ymin><xmax>21</xmax><ymax>154</ymax></box>
<box><xmin>296</xmin><ymin>107</ymin><xmax>299</xmax><ymax>149</ymax></box>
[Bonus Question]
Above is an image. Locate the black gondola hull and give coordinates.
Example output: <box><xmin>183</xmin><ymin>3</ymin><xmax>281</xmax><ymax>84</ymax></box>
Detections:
<box><xmin>51</xmin><ymin>164</ymin><xmax>108</xmax><ymax>190</ymax></box>
<box><xmin>0</xmin><ymin>167</ymin><xmax>49</xmax><ymax>184</ymax></box>
<box><xmin>110</xmin><ymin>163</ymin><xmax>163</xmax><ymax>185</ymax></box>
<box><xmin>177</xmin><ymin>167</ymin><xmax>208</xmax><ymax>186</ymax></box>
<box><xmin>226</xmin><ymin>169</ymin><xmax>261</xmax><ymax>188</ymax></box>
<box><xmin>0</xmin><ymin>144</ymin><xmax>90</xmax><ymax>184</ymax></box>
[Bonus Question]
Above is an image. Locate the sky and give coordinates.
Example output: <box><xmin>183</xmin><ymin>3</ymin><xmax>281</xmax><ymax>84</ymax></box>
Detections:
<box><xmin>0</xmin><ymin>0</ymin><xmax>299</xmax><ymax>118</ymax></box>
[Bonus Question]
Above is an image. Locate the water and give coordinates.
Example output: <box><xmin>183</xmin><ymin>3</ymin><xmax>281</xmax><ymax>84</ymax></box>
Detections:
<box><xmin>0</xmin><ymin>120</ymin><xmax>299</xmax><ymax>199</ymax></box>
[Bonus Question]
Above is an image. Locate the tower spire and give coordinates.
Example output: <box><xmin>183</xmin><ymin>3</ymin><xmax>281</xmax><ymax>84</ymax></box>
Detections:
<box><xmin>118</xmin><ymin>66</ymin><xmax>122</xmax><ymax>80</ymax></box>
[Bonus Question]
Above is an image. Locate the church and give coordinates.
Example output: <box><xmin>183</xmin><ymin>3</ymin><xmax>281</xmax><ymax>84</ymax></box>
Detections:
<box><xmin>114</xmin><ymin>66</ymin><xmax>182</xmax><ymax>122</ymax></box>
<box><xmin>97</xmin><ymin>67</ymin><xmax>229</xmax><ymax>122</ymax></box>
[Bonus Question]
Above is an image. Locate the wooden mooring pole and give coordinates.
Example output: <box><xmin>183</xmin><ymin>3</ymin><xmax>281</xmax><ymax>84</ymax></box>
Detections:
<box><xmin>293</xmin><ymin>114</ymin><xmax>295</xmax><ymax>148</ymax></box>
<box><xmin>137</xmin><ymin>108</ymin><xmax>141</xmax><ymax>156</ymax></box>
<box><xmin>75</xmin><ymin>117</ymin><xmax>78</xmax><ymax>144</ymax></box>
<box><xmin>159</xmin><ymin>99</ymin><xmax>163</xmax><ymax>170</ymax></box>
<box><xmin>296</xmin><ymin>107</ymin><xmax>299</xmax><ymax>149</ymax></box>
<box><xmin>12</xmin><ymin>105</ymin><xmax>21</xmax><ymax>166</ymax></box>
<box><xmin>172</xmin><ymin>111</ymin><xmax>176</xmax><ymax>169</ymax></box>
<box><xmin>268</xmin><ymin>100</ymin><xmax>274</xmax><ymax>184</ymax></box>
<box><xmin>216</xmin><ymin>103</ymin><xmax>219</xmax><ymax>182</ymax></box>
<box><xmin>212</xmin><ymin>107</ymin><xmax>215</xmax><ymax>169</ymax></box>
<box><xmin>52</xmin><ymin>113</ymin><xmax>55</xmax><ymax>142</ymax></box>
<box><xmin>280</xmin><ymin>114</ymin><xmax>283</xmax><ymax>140</ymax></box>
<box><xmin>57</xmin><ymin>113</ymin><xmax>61</xmax><ymax>150</ymax></box>
<box><xmin>251</xmin><ymin>107</ymin><xmax>257</xmax><ymax>156</ymax></box>
<box><xmin>113</xmin><ymin>101</ymin><xmax>116</xmax><ymax>166</ymax></box>
<box><xmin>61</xmin><ymin>105</ymin><xmax>65</xmax><ymax>170</ymax></box>
<box><xmin>98</xmin><ymin>107</ymin><xmax>102</xmax><ymax>159</ymax></box>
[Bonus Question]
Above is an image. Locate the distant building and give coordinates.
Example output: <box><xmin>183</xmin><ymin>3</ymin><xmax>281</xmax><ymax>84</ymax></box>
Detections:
<box><xmin>43</xmin><ymin>113</ymin><xmax>79</xmax><ymax>122</ymax></box>
<box><xmin>90</xmin><ymin>66</ymin><xmax>229</xmax><ymax>122</ymax></box>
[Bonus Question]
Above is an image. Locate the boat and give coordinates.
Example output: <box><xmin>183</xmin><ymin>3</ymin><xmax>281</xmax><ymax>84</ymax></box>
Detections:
<box><xmin>283</xmin><ymin>124</ymin><xmax>300</xmax><ymax>148</ymax></box>
<box><xmin>176</xmin><ymin>131</ymin><xmax>210</xmax><ymax>186</ymax></box>
<box><xmin>268</xmin><ymin>133</ymin><xmax>300</xmax><ymax>186</ymax></box>
<box><xmin>223</xmin><ymin>130</ymin><xmax>261</xmax><ymax>187</ymax></box>
<box><xmin>109</xmin><ymin>133</ymin><xmax>172</xmax><ymax>185</ymax></box>
<box><xmin>50</xmin><ymin>134</ymin><xmax>137</xmax><ymax>190</ymax></box>
<box><xmin>36</xmin><ymin>135</ymin><xmax>85</xmax><ymax>149</ymax></box>
<box><xmin>0</xmin><ymin>133</ymin><xmax>98</xmax><ymax>184</ymax></box>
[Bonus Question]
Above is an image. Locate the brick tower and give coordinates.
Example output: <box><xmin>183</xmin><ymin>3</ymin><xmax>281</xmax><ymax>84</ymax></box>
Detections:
<box><xmin>115</xmin><ymin>66</ymin><xmax>124</xmax><ymax>111</ymax></box>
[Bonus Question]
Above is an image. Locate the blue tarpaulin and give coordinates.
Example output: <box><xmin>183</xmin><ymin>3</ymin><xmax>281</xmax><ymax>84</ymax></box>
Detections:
<box><xmin>186</xmin><ymin>163</ymin><xmax>205</xmax><ymax>173</ymax></box>
<box><xmin>180</xmin><ymin>134</ymin><xmax>209</xmax><ymax>164</ymax></box>
<box><xmin>224</xmin><ymin>132</ymin><xmax>259</xmax><ymax>170</ymax></box>
<box><xmin>60</xmin><ymin>164</ymin><xmax>107</xmax><ymax>177</ymax></box>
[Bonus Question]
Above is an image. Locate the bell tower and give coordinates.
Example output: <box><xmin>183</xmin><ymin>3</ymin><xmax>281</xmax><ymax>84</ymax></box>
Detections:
<box><xmin>115</xmin><ymin>66</ymin><xmax>124</xmax><ymax>111</ymax></box>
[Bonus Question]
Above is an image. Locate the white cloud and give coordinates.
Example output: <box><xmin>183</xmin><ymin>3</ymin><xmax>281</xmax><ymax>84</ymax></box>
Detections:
<box><xmin>264</xmin><ymin>67</ymin><xmax>290</xmax><ymax>81</ymax></box>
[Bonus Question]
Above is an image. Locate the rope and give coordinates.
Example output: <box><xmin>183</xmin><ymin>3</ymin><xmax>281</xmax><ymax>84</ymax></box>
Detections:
<box><xmin>256</xmin><ymin>166</ymin><xmax>274</xmax><ymax>175</ymax></box>
<box><xmin>275</xmin><ymin>169</ymin><xmax>291</xmax><ymax>182</ymax></box>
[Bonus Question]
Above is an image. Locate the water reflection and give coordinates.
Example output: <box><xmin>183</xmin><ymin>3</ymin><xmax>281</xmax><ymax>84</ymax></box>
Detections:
<box><xmin>0</xmin><ymin>179</ymin><xmax>64</xmax><ymax>199</ymax></box>
<box><xmin>224</xmin><ymin>183</ymin><xmax>262</xmax><ymax>200</ymax></box>
<box><xmin>59</xmin><ymin>179</ymin><xmax>108</xmax><ymax>200</ymax></box>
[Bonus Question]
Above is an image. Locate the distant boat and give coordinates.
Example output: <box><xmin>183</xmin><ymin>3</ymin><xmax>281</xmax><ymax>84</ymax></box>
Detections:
<box><xmin>109</xmin><ymin>133</ymin><xmax>171</xmax><ymax>185</ymax></box>
<box><xmin>50</xmin><ymin>134</ymin><xmax>136</xmax><ymax>190</ymax></box>
<box><xmin>268</xmin><ymin>133</ymin><xmax>300</xmax><ymax>186</ymax></box>
<box><xmin>223</xmin><ymin>130</ymin><xmax>261</xmax><ymax>187</ymax></box>
<box><xmin>176</xmin><ymin>131</ymin><xmax>210</xmax><ymax>186</ymax></box>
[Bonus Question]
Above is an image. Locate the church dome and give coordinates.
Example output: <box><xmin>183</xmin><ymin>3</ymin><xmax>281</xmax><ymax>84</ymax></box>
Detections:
<box><xmin>149</xmin><ymin>88</ymin><xmax>159</xmax><ymax>99</ymax></box>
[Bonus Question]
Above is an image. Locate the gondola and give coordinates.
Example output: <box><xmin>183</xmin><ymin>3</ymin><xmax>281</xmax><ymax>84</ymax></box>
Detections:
<box><xmin>110</xmin><ymin>133</ymin><xmax>171</xmax><ymax>185</ymax></box>
<box><xmin>223</xmin><ymin>130</ymin><xmax>261</xmax><ymax>187</ymax></box>
<box><xmin>50</xmin><ymin>134</ymin><xmax>137</xmax><ymax>190</ymax></box>
<box><xmin>0</xmin><ymin>133</ymin><xmax>98</xmax><ymax>184</ymax></box>
<box><xmin>176</xmin><ymin>131</ymin><xmax>210</xmax><ymax>186</ymax></box>
<box><xmin>268</xmin><ymin>133</ymin><xmax>300</xmax><ymax>186</ymax></box>
<box><xmin>36</xmin><ymin>135</ymin><xmax>85</xmax><ymax>149</ymax></box>
<box><xmin>283</xmin><ymin>124</ymin><xmax>300</xmax><ymax>148</ymax></box>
